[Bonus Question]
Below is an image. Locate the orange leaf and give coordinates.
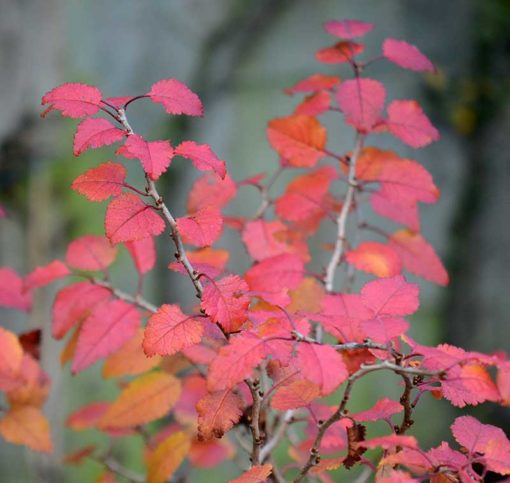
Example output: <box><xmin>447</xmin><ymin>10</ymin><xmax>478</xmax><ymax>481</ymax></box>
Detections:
<box><xmin>103</xmin><ymin>329</ymin><xmax>161</xmax><ymax>378</ymax></box>
<box><xmin>0</xmin><ymin>406</ymin><xmax>52</xmax><ymax>453</ymax></box>
<box><xmin>0</xmin><ymin>326</ymin><xmax>23</xmax><ymax>392</ymax></box>
<box><xmin>197</xmin><ymin>390</ymin><xmax>244</xmax><ymax>440</ymax></box>
<box><xmin>99</xmin><ymin>372</ymin><xmax>181</xmax><ymax>429</ymax></box>
<box><xmin>345</xmin><ymin>241</ymin><xmax>402</xmax><ymax>278</ymax></box>
<box><xmin>146</xmin><ymin>431</ymin><xmax>190</xmax><ymax>483</ymax></box>
<box><xmin>228</xmin><ymin>464</ymin><xmax>273</xmax><ymax>483</ymax></box>
<box><xmin>267</xmin><ymin>115</ymin><xmax>326</xmax><ymax>167</ymax></box>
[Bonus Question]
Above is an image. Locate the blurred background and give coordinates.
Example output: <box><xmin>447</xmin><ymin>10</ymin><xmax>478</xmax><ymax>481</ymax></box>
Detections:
<box><xmin>1</xmin><ymin>0</ymin><xmax>509</xmax><ymax>481</ymax></box>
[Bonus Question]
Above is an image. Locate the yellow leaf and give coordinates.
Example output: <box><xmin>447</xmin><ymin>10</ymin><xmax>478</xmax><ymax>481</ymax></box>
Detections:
<box><xmin>147</xmin><ymin>431</ymin><xmax>190</xmax><ymax>483</ymax></box>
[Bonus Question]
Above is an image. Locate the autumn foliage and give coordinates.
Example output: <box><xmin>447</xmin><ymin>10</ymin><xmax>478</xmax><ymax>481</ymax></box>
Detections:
<box><xmin>2</xmin><ymin>18</ymin><xmax>510</xmax><ymax>482</ymax></box>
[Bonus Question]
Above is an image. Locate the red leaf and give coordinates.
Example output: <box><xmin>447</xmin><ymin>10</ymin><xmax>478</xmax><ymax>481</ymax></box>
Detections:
<box><xmin>383</xmin><ymin>38</ymin><xmax>435</xmax><ymax>72</ymax></box>
<box><xmin>41</xmin><ymin>83</ymin><xmax>102</xmax><ymax>118</ymax></box>
<box><xmin>275</xmin><ymin>165</ymin><xmax>337</xmax><ymax>223</ymax></box>
<box><xmin>197</xmin><ymin>389</ymin><xmax>244</xmax><ymax>440</ymax></box>
<box><xmin>72</xmin><ymin>300</ymin><xmax>140</xmax><ymax>373</ymax></box>
<box><xmin>105</xmin><ymin>193</ymin><xmax>165</xmax><ymax>244</ymax></box>
<box><xmin>73</xmin><ymin>118</ymin><xmax>126</xmax><ymax>155</ymax></box>
<box><xmin>285</xmin><ymin>74</ymin><xmax>341</xmax><ymax>95</ymax></box>
<box><xmin>390</xmin><ymin>229</ymin><xmax>448</xmax><ymax>285</ymax></box>
<box><xmin>71</xmin><ymin>161</ymin><xmax>127</xmax><ymax>202</ymax></box>
<box><xmin>244</xmin><ymin>254</ymin><xmax>305</xmax><ymax>305</ymax></box>
<box><xmin>297</xmin><ymin>343</ymin><xmax>348</xmax><ymax>395</ymax></box>
<box><xmin>169</xmin><ymin>247</ymin><xmax>229</xmax><ymax>278</ymax></box>
<box><xmin>228</xmin><ymin>464</ymin><xmax>272</xmax><ymax>483</ymax></box>
<box><xmin>24</xmin><ymin>260</ymin><xmax>70</xmax><ymax>290</ymax></box>
<box><xmin>176</xmin><ymin>206</ymin><xmax>223</xmax><ymax>247</ymax></box>
<box><xmin>336</xmin><ymin>78</ymin><xmax>386</xmax><ymax>132</ymax></box>
<box><xmin>267</xmin><ymin>115</ymin><xmax>326</xmax><ymax>167</ymax></box>
<box><xmin>0</xmin><ymin>267</ymin><xmax>32</xmax><ymax>312</ymax></box>
<box><xmin>324</xmin><ymin>19</ymin><xmax>374</xmax><ymax>39</ymax></box>
<box><xmin>66</xmin><ymin>401</ymin><xmax>109</xmax><ymax>430</ymax></box>
<box><xmin>147</xmin><ymin>79</ymin><xmax>203</xmax><ymax>116</ymax></box>
<box><xmin>316</xmin><ymin>41</ymin><xmax>364</xmax><ymax>64</ymax></box>
<box><xmin>143</xmin><ymin>304</ymin><xmax>204</xmax><ymax>357</ymax></box>
<box><xmin>386</xmin><ymin>100</ymin><xmax>439</xmax><ymax>148</ymax></box>
<box><xmin>189</xmin><ymin>439</ymin><xmax>233</xmax><ymax>468</ymax></box>
<box><xmin>117</xmin><ymin>134</ymin><xmax>173</xmax><ymax>180</ymax></box>
<box><xmin>201</xmin><ymin>275</ymin><xmax>250</xmax><ymax>333</ymax></box>
<box><xmin>346</xmin><ymin>242</ymin><xmax>402</xmax><ymax>278</ymax></box>
<box><xmin>208</xmin><ymin>333</ymin><xmax>269</xmax><ymax>390</ymax></box>
<box><xmin>188</xmin><ymin>173</ymin><xmax>237</xmax><ymax>213</ymax></box>
<box><xmin>125</xmin><ymin>237</ymin><xmax>156</xmax><ymax>274</ymax></box>
<box><xmin>352</xmin><ymin>398</ymin><xmax>403</xmax><ymax>422</ymax></box>
<box><xmin>66</xmin><ymin>235</ymin><xmax>117</xmax><ymax>271</ymax></box>
<box><xmin>175</xmin><ymin>141</ymin><xmax>226</xmax><ymax>179</ymax></box>
<box><xmin>52</xmin><ymin>282</ymin><xmax>111</xmax><ymax>339</ymax></box>
<box><xmin>294</xmin><ymin>91</ymin><xmax>331</xmax><ymax>116</ymax></box>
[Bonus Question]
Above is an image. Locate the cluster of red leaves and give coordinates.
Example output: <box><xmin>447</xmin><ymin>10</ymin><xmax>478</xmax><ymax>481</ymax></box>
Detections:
<box><xmin>1</xmin><ymin>17</ymin><xmax>510</xmax><ymax>483</ymax></box>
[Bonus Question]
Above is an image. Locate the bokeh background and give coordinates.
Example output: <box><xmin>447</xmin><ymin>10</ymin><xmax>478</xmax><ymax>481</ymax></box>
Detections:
<box><xmin>1</xmin><ymin>0</ymin><xmax>509</xmax><ymax>481</ymax></box>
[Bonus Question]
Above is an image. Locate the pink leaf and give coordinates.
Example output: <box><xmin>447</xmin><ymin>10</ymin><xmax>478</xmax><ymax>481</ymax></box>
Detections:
<box><xmin>352</xmin><ymin>398</ymin><xmax>403</xmax><ymax>422</ymax></box>
<box><xmin>24</xmin><ymin>260</ymin><xmax>70</xmax><ymax>290</ymax></box>
<box><xmin>336</xmin><ymin>78</ymin><xmax>386</xmax><ymax>132</ymax></box>
<box><xmin>324</xmin><ymin>19</ymin><xmax>374</xmax><ymax>39</ymax></box>
<box><xmin>383</xmin><ymin>38</ymin><xmax>435</xmax><ymax>72</ymax></box>
<box><xmin>175</xmin><ymin>141</ymin><xmax>226</xmax><ymax>179</ymax></box>
<box><xmin>201</xmin><ymin>275</ymin><xmax>250</xmax><ymax>333</ymax></box>
<box><xmin>176</xmin><ymin>206</ymin><xmax>223</xmax><ymax>247</ymax></box>
<box><xmin>244</xmin><ymin>254</ymin><xmax>305</xmax><ymax>305</ymax></box>
<box><xmin>71</xmin><ymin>161</ymin><xmax>127</xmax><ymax>202</ymax></box>
<box><xmin>73</xmin><ymin>118</ymin><xmax>126</xmax><ymax>155</ymax></box>
<box><xmin>360</xmin><ymin>275</ymin><xmax>419</xmax><ymax>317</ymax></box>
<box><xmin>105</xmin><ymin>193</ymin><xmax>165</xmax><ymax>244</ymax></box>
<box><xmin>0</xmin><ymin>268</ymin><xmax>32</xmax><ymax>312</ymax></box>
<box><xmin>297</xmin><ymin>344</ymin><xmax>348</xmax><ymax>395</ymax></box>
<box><xmin>125</xmin><ymin>237</ymin><xmax>156</xmax><ymax>275</ymax></box>
<box><xmin>390</xmin><ymin>229</ymin><xmax>448</xmax><ymax>285</ymax></box>
<box><xmin>188</xmin><ymin>173</ymin><xmax>237</xmax><ymax>213</ymax></box>
<box><xmin>143</xmin><ymin>304</ymin><xmax>204</xmax><ymax>357</ymax></box>
<box><xmin>41</xmin><ymin>83</ymin><xmax>102</xmax><ymax>118</ymax></box>
<box><xmin>72</xmin><ymin>300</ymin><xmax>140</xmax><ymax>373</ymax></box>
<box><xmin>147</xmin><ymin>79</ymin><xmax>203</xmax><ymax>116</ymax></box>
<box><xmin>66</xmin><ymin>235</ymin><xmax>117</xmax><ymax>271</ymax></box>
<box><xmin>386</xmin><ymin>100</ymin><xmax>439</xmax><ymax>148</ymax></box>
<box><xmin>169</xmin><ymin>247</ymin><xmax>229</xmax><ymax>279</ymax></box>
<box><xmin>117</xmin><ymin>134</ymin><xmax>173</xmax><ymax>180</ymax></box>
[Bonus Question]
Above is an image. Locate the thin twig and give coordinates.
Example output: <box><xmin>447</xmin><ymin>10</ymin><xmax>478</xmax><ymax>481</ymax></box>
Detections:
<box><xmin>91</xmin><ymin>277</ymin><xmax>157</xmax><ymax>313</ymax></box>
<box><xmin>293</xmin><ymin>361</ymin><xmax>444</xmax><ymax>482</ymax></box>
<box><xmin>90</xmin><ymin>455</ymin><xmax>145</xmax><ymax>483</ymax></box>
<box><xmin>115</xmin><ymin>106</ymin><xmax>204</xmax><ymax>299</ymax></box>
<box><xmin>324</xmin><ymin>134</ymin><xmax>364</xmax><ymax>294</ymax></box>
<box><xmin>246</xmin><ymin>379</ymin><xmax>264</xmax><ymax>466</ymax></box>
<box><xmin>260</xmin><ymin>410</ymin><xmax>294</xmax><ymax>462</ymax></box>
<box><xmin>146</xmin><ymin>177</ymin><xmax>204</xmax><ymax>298</ymax></box>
